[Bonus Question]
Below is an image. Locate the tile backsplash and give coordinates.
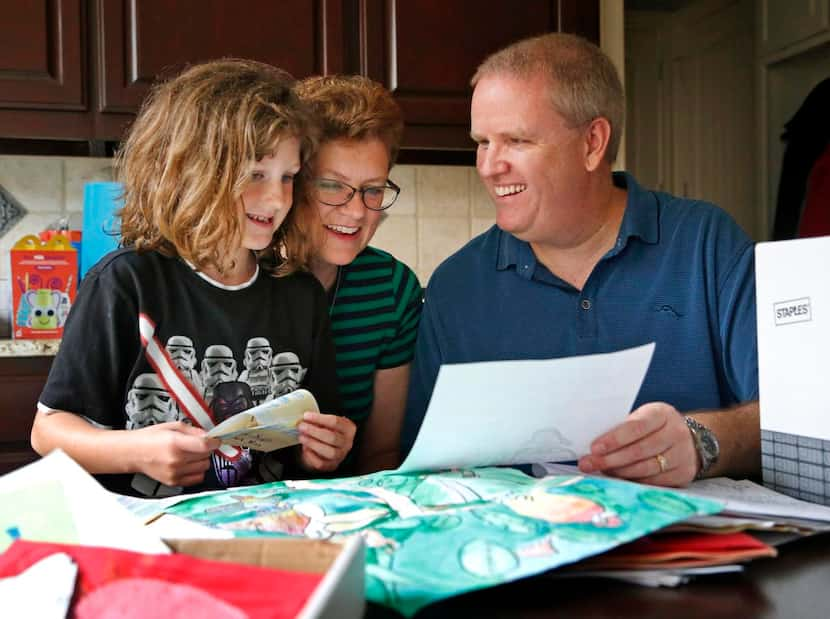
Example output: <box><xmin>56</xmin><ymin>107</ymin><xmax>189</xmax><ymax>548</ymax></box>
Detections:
<box><xmin>0</xmin><ymin>155</ymin><xmax>495</xmax><ymax>337</ymax></box>
<box><xmin>0</xmin><ymin>156</ymin><xmax>115</xmax><ymax>338</ymax></box>
<box><xmin>0</xmin><ymin>184</ymin><xmax>27</xmax><ymax>238</ymax></box>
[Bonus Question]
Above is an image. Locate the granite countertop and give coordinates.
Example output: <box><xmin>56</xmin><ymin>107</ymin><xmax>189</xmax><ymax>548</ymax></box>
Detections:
<box><xmin>0</xmin><ymin>339</ymin><xmax>61</xmax><ymax>357</ymax></box>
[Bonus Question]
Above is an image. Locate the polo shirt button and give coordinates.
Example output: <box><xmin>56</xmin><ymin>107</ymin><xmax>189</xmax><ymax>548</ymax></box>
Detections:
<box><xmin>581</xmin><ymin>299</ymin><xmax>592</xmax><ymax>310</ymax></box>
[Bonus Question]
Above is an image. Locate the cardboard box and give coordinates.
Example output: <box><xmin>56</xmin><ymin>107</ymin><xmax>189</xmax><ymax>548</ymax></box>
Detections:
<box><xmin>167</xmin><ymin>536</ymin><xmax>365</xmax><ymax>619</ymax></box>
<box><xmin>2</xmin><ymin>453</ymin><xmax>364</xmax><ymax>617</ymax></box>
<box><xmin>10</xmin><ymin>233</ymin><xmax>78</xmax><ymax>340</ymax></box>
<box><xmin>756</xmin><ymin>237</ymin><xmax>830</xmax><ymax>505</ymax></box>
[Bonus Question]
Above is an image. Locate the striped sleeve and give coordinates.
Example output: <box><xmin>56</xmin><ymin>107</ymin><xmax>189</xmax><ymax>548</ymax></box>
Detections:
<box><xmin>378</xmin><ymin>262</ymin><xmax>423</xmax><ymax>369</ymax></box>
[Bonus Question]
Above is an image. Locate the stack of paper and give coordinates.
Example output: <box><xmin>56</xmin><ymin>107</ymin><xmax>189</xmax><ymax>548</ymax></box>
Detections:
<box><xmin>534</xmin><ymin>463</ymin><xmax>830</xmax><ymax>586</ymax></box>
<box><xmin>552</xmin><ymin>530</ymin><xmax>776</xmax><ymax>588</ymax></box>
<box><xmin>677</xmin><ymin>476</ymin><xmax>830</xmax><ymax>533</ymax></box>
<box><xmin>568</xmin><ymin>530</ymin><xmax>776</xmax><ymax>570</ymax></box>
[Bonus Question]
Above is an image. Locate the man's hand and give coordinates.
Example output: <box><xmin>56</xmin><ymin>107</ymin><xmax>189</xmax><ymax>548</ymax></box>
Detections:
<box><xmin>131</xmin><ymin>421</ymin><xmax>221</xmax><ymax>487</ymax></box>
<box><xmin>577</xmin><ymin>402</ymin><xmax>699</xmax><ymax>487</ymax></box>
<box><xmin>297</xmin><ymin>412</ymin><xmax>356</xmax><ymax>473</ymax></box>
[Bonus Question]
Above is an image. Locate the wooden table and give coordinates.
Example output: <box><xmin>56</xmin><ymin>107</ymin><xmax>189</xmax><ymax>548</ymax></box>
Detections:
<box><xmin>366</xmin><ymin>533</ymin><xmax>830</xmax><ymax>618</ymax></box>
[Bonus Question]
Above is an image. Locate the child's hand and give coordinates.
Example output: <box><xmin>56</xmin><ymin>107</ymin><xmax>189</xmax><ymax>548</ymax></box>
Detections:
<box><xmin>131</xmin><ymin>421</ymin><xmax>222</xmax><ymax>487</ymax></box>
<box><xmin>297</xmin><ymin>412</ymin><xmax>356</xmax><ymax>473</ymax></box>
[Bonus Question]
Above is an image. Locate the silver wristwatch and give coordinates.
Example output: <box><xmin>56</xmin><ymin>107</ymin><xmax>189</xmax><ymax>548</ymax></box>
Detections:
<box><xmin>685</xmin><ymin>416</ymin><xmax>720</xmax><ymax>480</ymax></box>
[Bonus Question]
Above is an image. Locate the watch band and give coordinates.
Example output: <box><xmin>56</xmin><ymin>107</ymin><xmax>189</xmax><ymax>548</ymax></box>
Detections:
<box><xmin>685</xmin><ymin>416</ymin><xmax>720</xmax><ymax>480</ymax></box>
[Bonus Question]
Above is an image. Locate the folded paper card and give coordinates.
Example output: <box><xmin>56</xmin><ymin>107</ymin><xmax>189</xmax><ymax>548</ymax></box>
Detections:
<box><xmin>206</xmin><ymin>388</ymin><xmax>318</xmax><ymax>451</ymax></box>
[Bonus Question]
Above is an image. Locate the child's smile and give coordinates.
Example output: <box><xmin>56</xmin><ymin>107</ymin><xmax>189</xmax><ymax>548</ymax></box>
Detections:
<box><xmin>246</xmin><ymin>213</ymin><xmax>275</xmax><ymax>226</ymax></box>
<box><xmin>238</xmin><ymin>136</ymin><xmax>301</xmax><ymax>252</ymax></box>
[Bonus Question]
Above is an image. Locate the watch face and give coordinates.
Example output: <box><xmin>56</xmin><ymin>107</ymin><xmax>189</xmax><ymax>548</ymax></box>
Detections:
<box><xmin>700</xmin><ymin>430</ymin><xmax>719</xmax><ymax>459</ymax></box>
<box><xmin>687</xmin><ymin>417</ymin><xmax>719</xmax><ymax>472</ymax></box>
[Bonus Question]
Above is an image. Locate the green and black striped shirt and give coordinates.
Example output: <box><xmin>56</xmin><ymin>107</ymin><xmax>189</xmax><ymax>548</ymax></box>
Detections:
<box><xmin>328</xmin><ymin>246</ymin><xmax>423</xmax><ymax>451</ymax></box>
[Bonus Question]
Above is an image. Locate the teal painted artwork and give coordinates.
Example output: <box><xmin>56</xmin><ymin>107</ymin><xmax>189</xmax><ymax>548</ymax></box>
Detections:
<box><xmin>167</xmin><ymin>468</ymin><xmax>722</xmax><ymax>616</ymax></box>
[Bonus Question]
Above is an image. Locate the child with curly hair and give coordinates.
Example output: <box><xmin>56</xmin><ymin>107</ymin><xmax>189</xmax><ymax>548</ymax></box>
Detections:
<box><xmin>31</xmin><ymin>59</ymin><xmax>356</xmax><ymax>496</ymax></box>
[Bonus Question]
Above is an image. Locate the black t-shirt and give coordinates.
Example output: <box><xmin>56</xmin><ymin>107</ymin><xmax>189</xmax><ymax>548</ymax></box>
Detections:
<box><xmin>40</xmin><ymin>248</ymin><xmax>341</xmax><ymax>496</ymax></box>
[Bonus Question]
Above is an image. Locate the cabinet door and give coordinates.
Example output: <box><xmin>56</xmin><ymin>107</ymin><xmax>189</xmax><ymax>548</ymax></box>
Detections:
<box><xmin>358</xmin><ymin>0</ymin><xmax>599</xmax><ymax>150</ymax></box>
<box><xmin>94</xmin><ymin>0</ymin><xmax>347</xmax><ymax>139</ymax></box>
<box><xmin>0</xmin><ymin>0</ymin><xmax>88</xmax><ymax>138</ymax></box>
<box><xmin>0</xmin><ymin>357</ymin><xmax>53</xmax><ymax>475</ymax></box>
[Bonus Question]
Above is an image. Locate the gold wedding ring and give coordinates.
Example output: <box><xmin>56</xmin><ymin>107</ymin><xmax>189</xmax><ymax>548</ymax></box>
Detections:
<box><xmin>655</xmin><ymin>453</ymin><xmax>668</xmax><ymax>474</ymax></box>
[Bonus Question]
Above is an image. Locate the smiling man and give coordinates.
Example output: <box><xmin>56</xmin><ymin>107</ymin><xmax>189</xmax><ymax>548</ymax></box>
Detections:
<box><xmin>400</xmin><ymin>33</ymin><xmax>760</xmax><ymax>487</ymax></box>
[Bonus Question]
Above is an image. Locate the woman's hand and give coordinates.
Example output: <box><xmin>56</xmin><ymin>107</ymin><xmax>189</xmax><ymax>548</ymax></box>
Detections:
<box><xmin>297</xmin><ymin>412</ymin><xmax>356</xmax><ymax>472</ymax></box>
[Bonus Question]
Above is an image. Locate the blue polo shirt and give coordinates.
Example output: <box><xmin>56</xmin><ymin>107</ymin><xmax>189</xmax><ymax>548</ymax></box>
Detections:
<box><xmin>401</xmin><ymin>172</ymin><xmax>758</xmax><ymax>456</ymax></box>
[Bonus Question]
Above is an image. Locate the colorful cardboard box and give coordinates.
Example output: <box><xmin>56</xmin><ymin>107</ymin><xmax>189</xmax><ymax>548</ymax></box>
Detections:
<box><xmin>167</xmin><ymin>537</ymin><xmax>366</xmax><ymax>619</ymax></box>
<box><xmin>9</xmin><ymin>234</ymin><xmax>78</xmax><ymax>340</ymax></box>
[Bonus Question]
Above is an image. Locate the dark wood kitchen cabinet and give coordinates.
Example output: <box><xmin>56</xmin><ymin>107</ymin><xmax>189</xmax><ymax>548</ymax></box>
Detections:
<box><xmin>0</xmin><ymin>0</ymin><xmax>89</xmax><ymax>140</ymax></box>
<box><xmin>0</xmin><ymin>356</ymin><xmax>53</xmax><ymax>475</ymax></box>
<box><xmin>0</xmin><ymin>0</ymin><xmax>343</xmax><ymax>142</ymax></box>
<box><xmin>93</xmin><ymin>0</ymin><xmax>348</xmax><ymax>139</ymax></box>
<box><xmin>359</xmin><ymin>0</ymin><xmax>599</xmax><ymax>150</ymax></box>
<box><xmin>0</xmin><ymin>0</ymin><xmax>598</xmax><ymax>151</ymax></box>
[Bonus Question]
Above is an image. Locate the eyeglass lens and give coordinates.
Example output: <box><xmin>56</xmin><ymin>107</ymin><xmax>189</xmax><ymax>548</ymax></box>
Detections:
<box><xmin>313</xmin><ymin>179</ymin><xmax>399</xmax><ymax>210</ymax></box>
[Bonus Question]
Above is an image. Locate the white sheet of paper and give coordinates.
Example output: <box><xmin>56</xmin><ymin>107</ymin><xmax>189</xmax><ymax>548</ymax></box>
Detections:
<box><xmin>114</xmin><ymin>488</ymin><xmax>227</xmax><ymax>524</ymax></box>
<box><xmin>398</xmin><ymin>343</ymin><xmax>655</xmax><ymax>473</ymax></box>
<box><xmin>679</xmin><ymin>476</ymin><xmax>830</xmax><ymax>524</ymax></box>
<box><xmin>0</xmin><ymin>450</ymin><xmax>169</xmax><ymax>554</ymax></box>
<box><xmin>0</xmin><ymin>553</ymin><xmax>77</xmax><ymax>619</ymax></box>
<box><xmin>145</xmin><ymin>514</ymin><xmax>235</xmax><ymax>541</ymax></box>
<box><xmin>552</xmin><ymin>564</ymin><xmax>743</xmax><ymax>588</ymax></box>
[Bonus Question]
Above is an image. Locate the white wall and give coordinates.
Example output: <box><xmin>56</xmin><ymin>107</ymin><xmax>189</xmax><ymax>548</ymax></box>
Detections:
<box><xmin>624</xmin><ymin>0</ymin><xmax>759</xmax><ymax>240</ymax></box>
<box><xmin>601</xmin><ymin>0</ymin><xmax>627</xmax><ymax>170</ymax></box>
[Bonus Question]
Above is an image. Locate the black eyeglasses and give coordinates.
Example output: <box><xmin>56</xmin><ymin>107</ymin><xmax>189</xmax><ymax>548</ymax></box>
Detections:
<box><xmin>310</xmin><ymin>177</ymin><xmax>401</xmax><ymax>211</ymax></box>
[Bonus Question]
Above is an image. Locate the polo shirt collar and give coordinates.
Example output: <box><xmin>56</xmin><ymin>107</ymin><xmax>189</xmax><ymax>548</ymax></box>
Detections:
<box><xmin>496</xmin><ymin>229</ymin><xmax>537</xmax><ymax>278</ymax></box>
<box><xmin>494</xmin><ymin>172</ymin><xmax>659</xmax><ymax>276</ymax></box>
<box><xmin>614</xmin><ymin>171</ymin><xmax>659</xmax><ymax>248</ymax></box>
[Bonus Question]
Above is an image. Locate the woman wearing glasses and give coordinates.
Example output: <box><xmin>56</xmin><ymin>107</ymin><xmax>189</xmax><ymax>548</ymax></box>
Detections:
<box><xmin>296</xmin><ymin>75</ymin><xmax>423</xmax><ymax>473</ymax></box>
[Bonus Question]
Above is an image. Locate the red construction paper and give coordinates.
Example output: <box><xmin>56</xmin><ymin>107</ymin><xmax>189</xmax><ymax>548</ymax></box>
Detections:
<box><xmin>0</xmin><ymin>540</ymin><xmax>323</xmax><ymax>619</ymax></box>
<box><xmin>573</xmin><ymin>531</ymin><xmax>776</xmax><ymax>570</ymax></box>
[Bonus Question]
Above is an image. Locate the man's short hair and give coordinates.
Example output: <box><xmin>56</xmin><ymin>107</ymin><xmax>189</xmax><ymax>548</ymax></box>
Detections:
<box><xmin>472</xmin><ymin>33</ymin><xmax>625</xmax><ymax>163</ymax></box>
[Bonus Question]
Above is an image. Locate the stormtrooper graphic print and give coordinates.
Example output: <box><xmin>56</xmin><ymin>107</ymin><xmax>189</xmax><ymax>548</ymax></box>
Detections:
<box><xmin>38</xmin><ymin>249</ymin><xmax>341</xmax><ymax>497</ymax></box>
<box><xmin>125</xmin><ymin>334</ymin><xmax>309</xmax><ymax>492</ymax></box>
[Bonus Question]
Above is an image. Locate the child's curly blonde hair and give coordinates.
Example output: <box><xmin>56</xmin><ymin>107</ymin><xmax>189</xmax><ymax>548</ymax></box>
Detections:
<box><xmin>116</xmin><ymin>58</ymin><xmax>318</xmax><ymax>276</ymax></box>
